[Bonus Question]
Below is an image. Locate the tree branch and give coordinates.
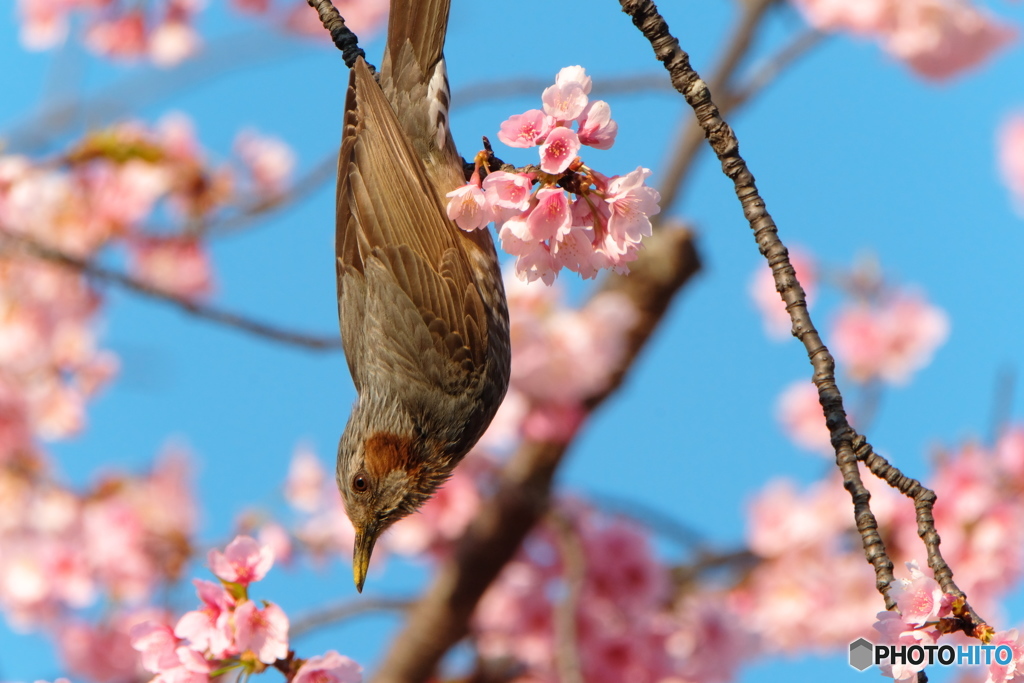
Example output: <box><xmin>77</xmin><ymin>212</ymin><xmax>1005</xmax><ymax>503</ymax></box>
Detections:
<box><xmin>291</xmin><ymin>597</ymin><xmax>413</xmax><ymax>638</ymax></box>
<box><xmin>0</xmin><ymin>230</ymin><xmax>342</xmax><ymax>352</ymax></box>
<box><xmin>617</xmin><ymin>0</ymin><xmax>990</xmax><ymax>639</ymax></box>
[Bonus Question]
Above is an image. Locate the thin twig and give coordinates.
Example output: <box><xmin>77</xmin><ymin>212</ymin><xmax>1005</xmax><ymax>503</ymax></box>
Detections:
<box><xmin>656</xmin><ymin>0</ymin><xmax>775</xmax><ymax>215</ymax></box>
<box><xmin>853</xmin><ymin>435</ymin><xmax>989</xmax><ymax>638</ymax></box>
<box><xmin>618</xmin><ymin>0</ymin><xmax>990</xmax><ymax>640</ymax></box>
<box><xmin>727</xmin><ymin>29</ymin><xmax>825</xmax><ymax>109</ymax></box>
<box><xmin>306</xmin><ymin>0</ymin><xmax>373</xmax><ymax>71</ymax></box>
<box><xmin>0</xmin><ymin>230</ymin><xmax>342</xmax><ymax>352</ymax></box>
<box><xmin>291</xmin><ymin>597</ymin><xmax>413</xmax><ymax>638</ymax></box>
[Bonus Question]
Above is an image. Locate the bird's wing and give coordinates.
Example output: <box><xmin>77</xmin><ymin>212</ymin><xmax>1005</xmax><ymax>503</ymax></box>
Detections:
<box><xmin>336</xmin><ymin>58</ymin><xmax>488</xmax><ymax>396</ymax></box>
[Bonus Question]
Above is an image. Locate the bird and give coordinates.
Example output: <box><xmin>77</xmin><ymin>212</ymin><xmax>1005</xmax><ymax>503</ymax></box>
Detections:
<box><xmin>334</xmin><ymin>0</ymin><xmax>511</xmax><ymax>592</ymax></box>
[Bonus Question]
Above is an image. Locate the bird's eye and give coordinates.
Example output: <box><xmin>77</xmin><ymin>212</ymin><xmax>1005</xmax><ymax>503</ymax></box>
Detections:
<box><xmin>352</xmin><ymin>474</ymin><xmax>369</xmax><ymax>493</ymax></box>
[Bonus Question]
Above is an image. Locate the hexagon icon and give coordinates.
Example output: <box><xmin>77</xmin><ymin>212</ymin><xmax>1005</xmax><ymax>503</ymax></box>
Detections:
<box><xmin>849</xmin><ymin>638</ymin><xmax>874</xmax><ymax>671</ymax></box>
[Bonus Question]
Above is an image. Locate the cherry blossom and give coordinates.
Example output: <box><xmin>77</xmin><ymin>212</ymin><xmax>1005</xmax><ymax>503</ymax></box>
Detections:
<box><xmin>451</xmin><ymin>66</ymin><xmax>658</xmax><ymax>282</ymax></box>
<box><xmin>234</xmin><ymin>129</ymin><xmax>296</xmax><ymax>198</ymax></box>
<box><xmin>285</xmin><ymin>445</ymin><xmax>327</xmax><ymax>513</ymax></box>
<box><xmin>208</xmin><ymin>535</ymin><xmax>274</xmax><ymax>586</ymax></box>
<box><xmin>884</xmin><ymin>0</ymin><xmax>1015</xmax><ymax>81</ymax></box>
<box><xmin>998</xmin><ymin>114</ymin><xmax>1024</xmax><ymax>214</ymax></box>
<box><xmin>446</xmin><ymin>179</ymin><xmax>492</xmax><ymax>231</ymax></box>
<box><xmin>293</xmin><ymin>650</ymin><xmax>364</xmax><ymax>683</ymax></box>
<box><xmin>538</xmin><ymin>127</ymin><xmax>581</xmax><ymax>174</ymax></box>
<box><xmin>498</xmin><ymin>110</ymin><xmax>554</xmax><ymax>149</ymax></box>
<box><xmin>790</xmin><ymin>0</ymin><xmax>1014</xmax><ymax>81</ymax></box>
<box><xmin>832</xmin><ymin>290</ymin><xmax>949</xmax><ymax>384</ymax></box>
<box><xmin>129</xmin><ymin>236</ymin><xmax>214</xmax><ymax>300</ymax></box>
<box><xmin>174</xmin><ymin>580</ymin><xmax>234</xmax><ymax>658</ymax></box>
<box><xmin>888</xmin><ymin>560</ymin><xmax>951</xmax><ymax>626</ymax></box>
<box><xmin>233</xmin><ymin>600</ymin><xmax>289</xmax><ymax>664</ymax></box>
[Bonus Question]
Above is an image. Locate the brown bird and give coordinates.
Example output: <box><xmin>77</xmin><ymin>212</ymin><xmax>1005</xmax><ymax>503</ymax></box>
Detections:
<box><xmin>334</xmin><ymin>0</ymin><xmax>510</xmax><ymax>592</ymax></box>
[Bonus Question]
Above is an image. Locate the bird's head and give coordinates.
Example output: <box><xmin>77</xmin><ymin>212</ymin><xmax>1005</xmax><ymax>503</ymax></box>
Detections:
<box><xmin>337</xmin><ymin>415</ymin><xmax>451</xmax><ymax>592</ymax></box>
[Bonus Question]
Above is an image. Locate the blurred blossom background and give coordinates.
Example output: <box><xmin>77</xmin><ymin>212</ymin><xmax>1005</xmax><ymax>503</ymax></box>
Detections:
<box><xmin>2</xmin><ymin>1</ymin><xmax>1024</xmax><ymax>682</ymax></box>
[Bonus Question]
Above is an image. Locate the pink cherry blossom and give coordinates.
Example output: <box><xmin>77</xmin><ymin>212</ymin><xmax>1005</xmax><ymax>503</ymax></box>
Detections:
<box><xmin>59</xmin><ymin>609</ymin><xmax>170</xmax><ymax>683</ymax></box>
<box><xmin>129</xmin><ymin>236</ymin><xmax>214</xmax><ymax>300</ymax></box>
<box><xmin>174</xmin><ymin>579</ymin><xmax>234</xmax><ymax>657</ymax></box>
<box><xmin>526</xmin><ymin>188</ymin><xmax>572</xmax><ymax>241</ymax></box>
<box><xmin>884</xmin><ymin>0</ymin><xmax>1015</xmax><ymax>81</ymax></box>
<box><xmin>84</xmin><ymin>12</ymin><xmax>148</xmax><ymax>61</ymax></box>
<box><xmin>580</xmin><ymin>515</ymin><xmax>667</xmax><ymax>611</ymax></box>
<box><xmin>873</xmin><ymin>611</ymin><xmax>937</xmax><ymax>680</ymax></box>
<box><xmin>775</xmin><ymin>380</ymin><xmax>834</xmax><ymax>455</ymax></box>
<box><xmin>790</xmin><ymin>0</ymin><xmax>895</xmax><ymax>35</ymax></box>
<box><xmin>497</xmin><ymin>110</ymin><xmax>553</xmax><ymax>148</ymax></box>
<box><xmin>985</xmin><ymin>629</ymin><xmax>1024</xmax><ymax>683</ymax></box>
<box><xmin>500</xmin><ymin>220</ymin><xmax>556</xmax><ymax>285</ymax></box>
<box><xmin>749</xmin><ymin>247</ymin><xmax>817</xmax><ymax>339</ymax></box>
<box><xmin>130</xmin><ymin>621</ymin><xmax>182</xmax><ymax>673</ymax></box>
<box><xmin>538</xmin><ymin>127</ymin><xmax>581</xmax><ymax>174</ymax></box>
<box><xmin>998</xmin><ymin>114</ymin><xmax>1024</xmax><ymax>213</ymax></box>
<box><xmin>234</xmin><ymin>129</ymin><xmax>296</xmax><ymax>197</ymax></box>
<box><xmin>149</xmin><ymin>20</ymin><xmax>202</xmax><ymax>68</ymax></box>
<box><xmin>232</xmin><ymin>0</ymin><xmax>270</xmax><ymax>13</ymax></box>
<box><xmin>285</xmin><ymin>445</ymin><xmax>326</xmax><ymax>513</ymax></box>
<box><xmin>482</xmin><ymin>170</ymin><xmax>533</xmax><ymax>221</ymax></box>
<box><xmin>542</xmin><ymin>81</ymin><xmax>588</xmax><ymax>122</ymax></box>
<box><xmin>445</xmin><ymin>182</ymin><xmax>492</xmax><ymax>231</ymax></box>
<box><xmin>555</xmin><ymin>65</ymin><xmax>593</xmax><ymax>94</ymax></box>
<box><xmin>258</xmin><ymin>522</ymin><xmax>294</xmax><ymax>565</ymax></box>
<box><xmin>888</xmin><ymin>560</ymin><xmax>950</xmax><ymax>626</ymax></box>
<box><xmin>577</xmin><ymin>100</ymin><xmax>618</xmax><ymax>150</ymax></box>
<box><xmin>603</xmin><ymin>167</ymin><xmax>660</xmax><ymax>248</ymax></box>
<box><xmin>234</xmin><ymin>599</ymin><xmax>289</xmax><ymax>664</ymax></box>
<box><xmin>521</xmin><ymin>401</ymin><xmax>586</xmax><ymax>443</ymax></box>
<box><xmin>208</xmin><ymin>535</ymin><xmax>274</xmax><ymax>586</ymax></box>
<box><xmin>832</xmin><ymin>291</ymin><xmax>949</xmax><ymax>384</ymax></box>
<box><xmin>293</xmin><ymin>651</ymin><xmax>363</xmax><ymax>683</ymax></box>
<box><xmin>746</xmin><ymin>478</ymin><xmax>852</xmax><ymax>558</ymax></box>
<box><xmin>551</xmin><ymin>225</ymin><xmax>605</xmax><ymax>280</ymax></box>
<box><xmin>16</xmin><ymin>0</ymin><xmax>71</xmax><ymax>49</ymax></box>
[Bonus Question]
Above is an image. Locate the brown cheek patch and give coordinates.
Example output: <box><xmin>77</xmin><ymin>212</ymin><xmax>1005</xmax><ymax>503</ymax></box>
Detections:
<box><xmin>363</xmin><ymin>433</ymin><xmax>420</xmax><ymax>480</ymax></box>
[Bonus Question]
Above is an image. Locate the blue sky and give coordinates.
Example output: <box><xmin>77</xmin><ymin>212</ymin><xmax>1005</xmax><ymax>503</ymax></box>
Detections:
<box><xmin>2</xmin><ymin>1</ymin><xmax>1024</xmax><ymax>681</ymax></box>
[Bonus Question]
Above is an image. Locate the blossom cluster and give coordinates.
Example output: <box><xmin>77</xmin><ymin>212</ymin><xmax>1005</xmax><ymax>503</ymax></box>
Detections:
<box><xmin>473</xmin><ymin>502</ymin><xmax>751</xmax><ymax>683</ymax></box>
<box><xmin>0</xmin><ymin>447</ymin><xmax>195</xmax><ymax>665</ymax></box>
<box><xmin>791</xmin><ymin>0</ymin><xmax>1015</xmax><ymax>80</ymax></box>
<box><xmin>15</xmin><ymin>0</ymin><xmax>390</xmax><ymax>66</ymax></box>
<box><xmin>0</xmin><ymin>114</ymin><xmax>293</xmax><ymax>454</ymax></box>
<box><xmin>130</xmin><ymin>535</ymin><xmax>362</xmax><ymax>683</ymax></box>
<box><xmin>445</xmin><ymin>66</ymin><xmax>660</xmax><ymax>284</ymax></box>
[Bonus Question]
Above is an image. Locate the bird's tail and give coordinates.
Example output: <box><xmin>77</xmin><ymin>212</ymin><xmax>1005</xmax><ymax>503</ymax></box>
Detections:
<box><xmin>385</xmin><ymin>0</ymin><xmax>452</xmax><ymax>79</ymax></box>
<box><xmin>380</xmin><ymin>0</ymin><xmax>459</xmax><ymax>177</ymax></box>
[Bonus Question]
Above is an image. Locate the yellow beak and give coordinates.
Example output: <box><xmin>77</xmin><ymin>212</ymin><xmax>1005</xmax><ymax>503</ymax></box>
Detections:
<box><xmin>353</xmin><ymin>526</ymin><xmax>378</xmax><ymax>593</ymax></box>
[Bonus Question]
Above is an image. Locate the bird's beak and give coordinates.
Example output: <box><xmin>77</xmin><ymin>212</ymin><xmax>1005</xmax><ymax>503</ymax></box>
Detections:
<box><xmin>353</xmin><ymin>525</ymin><xmax>378</xmax><ymax>593</ymax></box>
